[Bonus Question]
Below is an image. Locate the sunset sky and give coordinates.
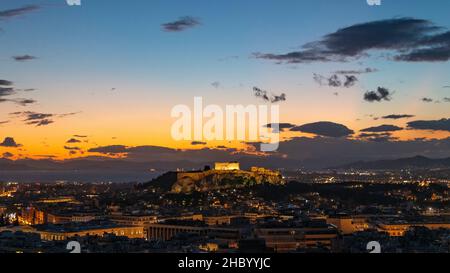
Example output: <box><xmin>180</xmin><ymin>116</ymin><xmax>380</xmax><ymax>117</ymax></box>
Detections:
<box><xmin>1</xmin><ymin>0</ymin><xmax>450</xmax><ymax>162</ymax></box>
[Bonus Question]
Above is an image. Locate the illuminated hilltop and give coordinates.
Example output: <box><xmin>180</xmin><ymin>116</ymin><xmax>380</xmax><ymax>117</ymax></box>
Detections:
<box><xmin>144</xmin><ymin>162</ymin><xmax>284</xmax><ymax>194</ymax></box>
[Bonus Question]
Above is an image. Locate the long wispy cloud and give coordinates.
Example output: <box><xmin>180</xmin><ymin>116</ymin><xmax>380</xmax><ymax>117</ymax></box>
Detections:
<box><xmin>0</xmin><ymin>87</ymin><xmax>15</xmax><ymax>98</ymax></box>
<box><xmin>358</xmin><ymin>132</ymin><xmax>397</xmax><ymax>142</ymax></box>
<box><xmin>0</xmin><ymin>5</ymin><xmax>40</xmax><ymax>20</ymax></box>
<box><xmin>0</xmin><ymin>79</ymin><xmax>36</xmax><ymax>106</ymax></box>
<box><xmin>12</xmin><ymin>55</ymin><xmax>37</xmax><ymax>62</ymax></box>
<box><xmin>361</xmin><ymin>124</ymin><xmax>403</xmax><ymax>133</ymax></box>
<box><xmin>254</xmin><ymin>18</ymin><xmax>450</xmax><ymax>63</ymax></box>
<box><xmin>10</xmin><ymin>111</ymin><xmax>80</xmax><ymax>127</ymax></box>
<box><xmin>334</xmin><ymin>68</ymin><xmax>379</xmax><ymax>74</ymax></box>
<box><xmin>8</xmin><ymin>98</ymin><xmax>36</xmax><ymax>106</ymax></box>
<box><xmin>381</xmin><ymin>114</ymin><xmax>415</xmax><ymax>120</ymax></box>
<box><xmin>407</xmin><ymin>118</ymin><xmax>450</xmax><ymax>132</ymax></box>
<box><xmin>291</xmin><ymin>121</ymin><xmax>354</xmax><ymax>138</ymax></box>
<box><xmin>0</xmin><ymin>80</ymin><xmax>13</xmax><ymax>86</ymax></box>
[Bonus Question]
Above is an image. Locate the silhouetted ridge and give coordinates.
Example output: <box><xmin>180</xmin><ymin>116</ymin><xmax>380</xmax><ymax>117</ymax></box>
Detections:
<box><xmin>333</xmin><ymin>155</ymin><xmax>450</xmax><ymax>170</ymax></box>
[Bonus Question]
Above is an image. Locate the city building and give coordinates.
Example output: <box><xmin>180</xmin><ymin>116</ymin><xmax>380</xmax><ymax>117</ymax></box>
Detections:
<box><xmin>34</xmin><ymin>221</ymin><xmax>144</xmax><ymax>241</ymax></box>
<box><xmin>214</xmin><ymin>162</ymin><xmax>240</xmax><ymax>171</ymax></box>
<box><xmin>326</xmin><ymin>215</ymin><xmax>369</xmax><ymax>235</ymax></box>
<box><xmin>377</xmin><ymin>221</ymin><xmax>450</xmax><ymax>237</ymax></box>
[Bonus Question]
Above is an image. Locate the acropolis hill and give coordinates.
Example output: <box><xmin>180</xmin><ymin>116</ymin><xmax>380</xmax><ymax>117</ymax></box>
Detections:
<box><xmin>146</xmin><ymin>162</ymin><xmax>285</xmax><ymax>194</ymax></box>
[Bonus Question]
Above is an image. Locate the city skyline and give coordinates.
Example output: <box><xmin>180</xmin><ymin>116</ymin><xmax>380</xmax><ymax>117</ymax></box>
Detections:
<box><xmin>1</xmin><ymin>0</ymin><xmax>450</xmax><ymax>165</ymax></box>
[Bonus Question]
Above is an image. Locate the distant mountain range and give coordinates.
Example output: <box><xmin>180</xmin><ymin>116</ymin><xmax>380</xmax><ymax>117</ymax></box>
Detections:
<box><xmin>0</xmin><ymin>158</ymin><xmax>199</xmax><ymax>172</ymax></box>
<box><xmin>333</xmin><ymin>155</ymin><xmax>450</xmax><ymax>170</ymax></box>
<box><xmin>1</xmin><ymin>155</ymin><xmax>450</xmax><ymax>173</ymax></box>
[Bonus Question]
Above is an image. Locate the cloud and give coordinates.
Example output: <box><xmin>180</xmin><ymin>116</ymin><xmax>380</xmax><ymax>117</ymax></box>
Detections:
<box><xmin>64</xmin><ymin>146</ymin><xmax>81</xmax><ymax>151</ymax></box>
<box><xmin>12</xmin><ymin>55</ymin><xmax>37</xmax><ymax>62</ymax></box>
<box><xmin>0</xmin><ymin>81</ymin><xmax>36</xmax><ymax>106</ymax></box>
<box><xmin>344</xmin><ymin>75</ymin><xmax>358</xmax><ymax>88</ymax></box>
<box><xmin>314</xmin><ymin>73</ymin><xmax>338</xmax><ymax>87</ymax></box>
<box><xmin>10</xmin><ymin>111</ymin><xmax>79</xmax><ymax>126</ymax></box>
<box><xmin>394</xmin><ymin>29</ymin><xmax>450</xmax><ymax>61</ymax></box>
<box><xmin>291</xmin><ymin>121</ymin><xmax>354</xmax><ymax>137</ymax></box>
<box><xmin>2</xmin><ymin>152</ymin><xmax>13</xmax><ymax>158</ymax></box>
<box><xmin>21</xmin><ymin>112</ymin><xmax>53</xmax><ymax>121</ymax></box>
<box><xmin>253</xmin><ymin>87</ymin><xmax>286</xmax><ymax>103</ymax></box>
<box><xmin>334</xmin><ymin>68</ymin><xmax>378</xmax><ymax>74</ymax></box>
<box><xmin>211</xmin><ymin>81</ymin><xmax>220</xmax><ymax>88</ymax></box>
<box><xmin>58</xmin><ymin>112</ymin><xmax>81</xmax><ymax>118</ymax></box>
<box><xmin>381</xmin><ymin>114</ymin><xmax>415</xmax><ymax>120</ymax></box>
<box><xmin>360</xmin><ymin>124</ymin><xmax>403</xmax><ymax>132</ymax></box>
<box><xmin>161</xmin><ymin>16</ymin><xmax>201</xmax><ymax>32</ymax></box>
<box><xmin>313</xmin><ymin>73</ymin><xmax>357</xmax><ymax>88</ymax></box>
<box><xmin>0</xmin><ymin>87</ymin><xmax>15</xmax><ymax>98</ymax></box>
<box><xmin>66</xmin><ymin>138</ymin><xmax>81</xmax><ymax>144</ymax></box>
<box><xmin>0</xmin><ymin>97</ymin><xmax>36</xmax><ymax>106</ymax></box>
<box><xmin>422</xmin><ymin>97</ymin><xmax>433</xmax><ymax>103</ymax></box>
<box><xmin>407</xmin><ymin>118</ymin><xmax>450</xmax><ymax>132</ymax></box>
<box><xmin>253</xmin><ymin>86</ymin><xmax>270</xmax><ymax>101</ymax></box>
<box><xmin>9</xmin><ymin>98</ymin><xmax>36</xmax><ymax>106</ymax></box>
<box><xmin>88</xmin><ymin>145</ymin><xmax>128</xmax><ymax>155</ymax></box>
<box><xmin>0</xmin><ymin>137</ymin><xmax>21</xmax><ymax>147</ymax></box>
<box><xmin>254</xmin><ymin>18</ymin><xmax>450</xmax><ymax>63</ymax></box>
<box><xmin>358</xmin><ymin>132</ymin><xmax>392</xmax><ymax>138</ymax></box>
<box><xmin>34</xmin><ymin>155</ymin><xmax>57</xmax><ymax>159</ymax></box>
<box><xmin>0</xmin><ymin>80</ymin><xmax>13</xmax><ymax>86</ymax></box>
<box><xmin>263</xmin><ymin>123</ymin><xmax>296</xmax><ymax>133</ymax></box>
<box><xmin>191</xmin><ymin>141</ymin><xmax>207</xmax><ymax>145</ymax></box>
<box><xmin>264</xmin><ymin>123</ymin><xmax>296</xmax><ymax>130</ymax></box>
<box><xmin>271</xmin><ymin>93</ymin><xmax>286</xmax><ymax>103</ymax></box>
<box><xmin>364</xmin><ymin>87</ymin><xmax>392</xmax><ymax>102</ymax></box>
<box><xmin>28</xmin><ymin>119</ymin><xmax>54</xmax><ymax>126</ymax></box>
<box><xmin>358</xmin><ymin>132</ymin><xmax>397</xmax><ymax>142</ymax></box>
<box><xmin>0</xmin><ymin>121</ymin><xmax>9</xmax><ymax>125</ymax></box>
<box><xmin>73</xmin><ymin>135</ymin><xmax>88</xmax><ymax>138</ymax></box>
<box><xmin>0</xmin><ymin>5</ymin><xmax>40</xmax><ymax>20</ymax></box>
<box><xmin>395</xmin><ymin>47</ymin><xmax>450</xmax><ymax>62</ymax></box>
<box><xmin>327</xmin><ymin>74</ymin><xmax>341</xmax><ymax>87</ymax></box>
